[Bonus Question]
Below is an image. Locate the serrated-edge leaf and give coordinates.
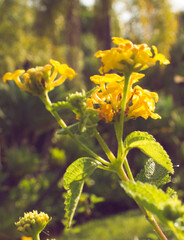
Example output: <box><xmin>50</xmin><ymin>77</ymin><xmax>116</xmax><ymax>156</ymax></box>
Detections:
<box><xmin>120</xmin><ymin>181</ymin><xmax>181</xmax><ymax>220</ymax></box>
<box><xmin>121</xmin><ymin>181</ymin><xmax>184</xmax><ymax>239</ymax></box>
<box><xmin>124</xmin><ymin>131</ymin><xmax>155</xmax><ymax>148</ymax></box>
<box><xmin>64</xmin><ymin>180</ymin><xmax>84</xmax><ymax>228</ymax></box>
<box><xmin>124</xmin><ymin>131</ymin><xmax>174</xmax><ymax>174</ymax></box>
<box><xmin>136</xmin><ymin>158</ymin><xmax>171</xmax><ymax>187</ymax></box>
<box><xmin>63</xmin><ymin>157</ymin><xmax>101</xmax><ymax>189</ymax></box>
<box><xmin>63</xmin><ymin>157</ymin><xmax>101</xmax><ymax>228</ymax></box>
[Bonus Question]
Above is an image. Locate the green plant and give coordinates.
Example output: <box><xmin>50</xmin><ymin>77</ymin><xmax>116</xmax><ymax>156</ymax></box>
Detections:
<box><xmin>3</xmin><ymin>37</ymin><xmax>184</xmax><ymax>240</ymax></box>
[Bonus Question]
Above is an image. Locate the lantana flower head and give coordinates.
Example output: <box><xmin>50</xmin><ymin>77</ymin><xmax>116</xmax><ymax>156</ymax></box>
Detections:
<box><xmin>87</xmin><ymin>72</ymin><xmax>161</xmax><ymax>123</ymax></box>
<box><xmin>2</xmin><ymin>59</ymin><xmax>76</xmax><ymax>96</ymax></box>
<box><xmin>15</xmin><ymin>210</ymin><xmax>51</xmax><ymax>238</ymax></box>
<box><xmin>95</xmin><ymin>37</ymin><xmax>170</xmax><ymax>74</ymax></box>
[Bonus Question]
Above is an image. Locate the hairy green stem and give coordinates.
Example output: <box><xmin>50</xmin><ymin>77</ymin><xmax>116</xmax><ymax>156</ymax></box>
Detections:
<box><xmin>41</xmin><ymin>93</ymin><xmax>109</xmax><ymax>166</ymax></box>
<box><xmin>94</xmin><ymin>129</ymin><xmax>116</xmax><ymax>163</ymax></box>
<box><xmin>134</xmin><ymin>200</ymin><xmax>167</xmax><ymax>240</ymax></box>
<box><xmin>33</xmin><ymin>233</ymin><xmax>40</xmax><ymax>240</ymax></box>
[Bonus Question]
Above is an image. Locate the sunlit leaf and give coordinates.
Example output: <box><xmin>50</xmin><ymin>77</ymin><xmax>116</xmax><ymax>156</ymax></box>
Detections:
<box><xmin>121</xmin><ymin>181</ymin><xmax>184</xmax><ymax>239</ymax></box>
<box><xmin>124</xmin><ymin>131</ymin><xmax>174</xmax><ymax>174</ymax></box>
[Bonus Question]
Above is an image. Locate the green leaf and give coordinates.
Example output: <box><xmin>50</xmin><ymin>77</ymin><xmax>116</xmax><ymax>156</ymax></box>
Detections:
<box><xmin>136</xmin><ymin>158</ymin><xmax>171</xmax><ymax>187</ymax></box>
<box><xmin>64</xmin><ymin>180</ymin><xmax>84</xmax><ymax>228</ymax></box>
<box><xmin>63</xmin><ymin>157</ymin><xmax>101</xmax><ymax>228</ymax></box>
<box><xmin>124</xmin><ymin>131</ymin><xmax>174</xmax><ymax>174</ymax></box>
<box><xmin>121</xmin><ymin>181</ymin><xmax>178</xmax><ymax>219</ymax></box>
<box><xmin>121</xmin><ymin>181</ymin><xmax>184</xmax><ymax>239</ymax></box>
<box><xmin>124</xmin><ymin>131</ymin><xmax>155</xmax><ymax>146</ymax></box>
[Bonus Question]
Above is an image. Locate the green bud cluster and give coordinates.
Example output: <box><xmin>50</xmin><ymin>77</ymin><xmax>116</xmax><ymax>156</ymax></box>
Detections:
<box><xmin>66</xmin><ymin>91</ymin><xmax>87</xmax><ymax>112</ymax></box>
<box><xmin>15</xmin><ymin>210</ymin><xmax>51</xmax><ymax>237</ymax></box>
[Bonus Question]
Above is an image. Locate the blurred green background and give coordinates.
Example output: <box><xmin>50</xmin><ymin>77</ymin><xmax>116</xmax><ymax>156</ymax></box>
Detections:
<box><xmin>0</xmin><ymin>0</ymin><xmax>184</xmax><ymax>239</ymax></box>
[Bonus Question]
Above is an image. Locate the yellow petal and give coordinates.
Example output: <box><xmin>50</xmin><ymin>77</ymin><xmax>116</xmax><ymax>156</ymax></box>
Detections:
<box><xmin>112</xmin><ymin>37</ymin><xmax>132</xmax><ymax>46</ymax></box>
<box><xmin>152</xmin><ymin>46</ymin><xmax>170</xmax><ymax>65</ymax></box>
<box><xmin>50</xmin><ymin>59</ymin><xmax>76</xmax><ymax>81</ymax></box>
<box><xmin>21</xmin><ymin>237</ymin><xmax>33</xmax><ymax>240</ymax></box>
<box><xmin>3</xmin><ymin>70</ymin><xmax>25</xmax><ymax>82</ymax></box>
<box><xmin>90</xmin><ymin>74</ymin><xmax>124</xmax><ymax>84</ymax></box>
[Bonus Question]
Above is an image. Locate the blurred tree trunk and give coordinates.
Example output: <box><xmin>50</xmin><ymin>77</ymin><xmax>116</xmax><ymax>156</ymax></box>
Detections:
<box><xmin>64</xmin><ymin>0</ymin><xmax>83</xmax><ymax>89</ymax></box>
<box><xmin>94</xmin><ymin>0</ymin><xmax>112</xmax><ymax>50</ymax></box>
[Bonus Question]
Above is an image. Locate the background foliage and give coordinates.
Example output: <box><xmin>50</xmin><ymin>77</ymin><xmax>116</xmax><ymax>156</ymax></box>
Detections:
<box><xmin>0</xmin><ymin>0</ymin><xmax>184</xmax><ymax>239</ymax></box>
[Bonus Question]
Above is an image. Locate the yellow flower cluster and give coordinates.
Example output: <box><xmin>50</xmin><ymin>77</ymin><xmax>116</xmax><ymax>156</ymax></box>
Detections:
<box><xmin>3</xmin><ymin>59</ymin><xmax>76</xmax><ymax>96</ymax></box>
<box><xmin>86</xmin><ymin>37</ymin><xmax>168</xmax><ymax>123</ymax></box>
<box><xmin>15</xmin><ymin>210</ymin><xmax>51</xmax><ymax>237</ymax></box>
<box><xmin>95</xmin><ymin>37</ymin><xmax>170</xmax><ymax>74</ymax></box>
<box><xmin>87</xmin><ymin>73</ymin><xmax>161</xmax><ymax>123</ymax></box>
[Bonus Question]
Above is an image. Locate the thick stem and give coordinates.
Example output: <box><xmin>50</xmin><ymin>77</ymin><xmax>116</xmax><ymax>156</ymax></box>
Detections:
<box><xmin>116</xmin><ymin>164</ymin><xmax>129</xmax><ymax>182</ymax></box>
<box><xmin>40</xmin><ymin>93</ymin><xmax>109</xmax><ymax>166</ymax></box>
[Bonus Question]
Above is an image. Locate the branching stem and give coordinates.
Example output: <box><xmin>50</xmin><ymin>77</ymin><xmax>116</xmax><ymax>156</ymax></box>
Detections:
<box><xmin>41</xmin><ymin>93</ymin><xmax>109</xmax><ymax>167</ymax></box>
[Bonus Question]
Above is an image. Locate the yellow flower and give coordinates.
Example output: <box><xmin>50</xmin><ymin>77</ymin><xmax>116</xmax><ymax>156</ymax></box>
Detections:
<box><xmin>2</xmin><ymin>59</ymin><xmax>76</xmax><ymax>96</ymax></box>
<box><xmin>90</xmin><ymin>73</ymin><xmax>124</xmax><ymax>84</ymax></box>
<box><xmin>86</xmin><ymin>72</ymin><xmax>145</xmax><ymax>123</ymax></box>
<box><xmin>21</xmin><ymin>237</ymin><xmax>33</xmax><ymax>240</ymax></box>
<box><xmin>95</xmin><ymin>37</ymin><xmax>170</xmax><ymax>74</ymax></box>
<box><xmin>87</xmin><ymin>72</ymin><xmax>161</xmax><ymax>122</ymax></box>
<box><xmin>126</xmin><ymin>85</ymin><xmax>161</xmax><ymax>120</ymax></box>
<box><xmin>99</xmin><ymin>104</ymin><xmax>114</xmax><ymax>123</ymax></box>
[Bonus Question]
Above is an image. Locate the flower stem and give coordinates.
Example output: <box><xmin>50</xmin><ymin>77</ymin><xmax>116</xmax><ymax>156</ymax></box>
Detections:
<box><xmin>40</xmin><ymin>93</ymin><xmax>109</xmax><ymax>166</ymax></box>
<box><xmin>136</xmin><ymin>201</ymin><xmax>167</xmax><ymax>240</ymax></box>
<box><xmin>124</xmin><ymin>157</ymin><xmax>134</xmax><ymax>181</ymax></box>
<box><xmin>33</xmin><ymin>233</ymin><xmax>40</xmax><ymax>240</ymax></box>
<box><xmin>94</xmin><ymin>129</ymin><xmax>116</xmax><ymax>163</ymax></box>
<box><xmin>117</xmin><ymin>73</ymin><xmax>131</xmax><ymax>160</ymax></box>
